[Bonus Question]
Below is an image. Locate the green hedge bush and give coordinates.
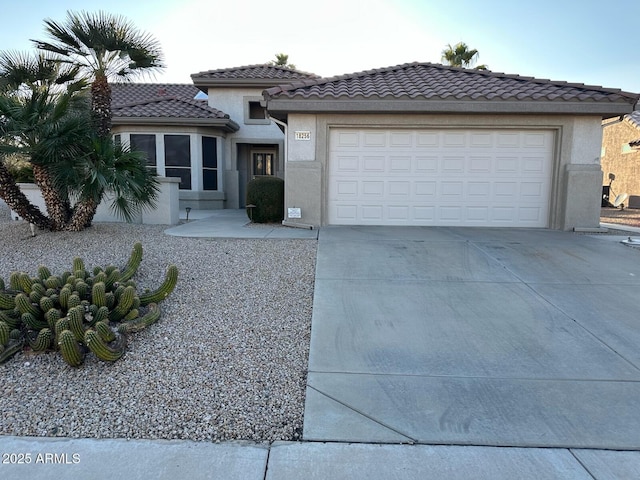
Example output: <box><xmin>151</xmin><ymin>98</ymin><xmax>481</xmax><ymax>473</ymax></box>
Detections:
<box><xmin>246</xmin><ymin>176</ymin><xmax>284</xmax><ymax>223</ymax></box>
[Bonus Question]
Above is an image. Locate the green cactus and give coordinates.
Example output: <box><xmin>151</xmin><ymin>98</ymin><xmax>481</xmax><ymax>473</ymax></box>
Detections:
<box><xmin>140</xmin><ymin>265</ymin><xmax>178</xmax><ymax>306</ymax></box>
<box><xmin>0</xmin><ymin>339</ymin><xmax>24</xmax><ymax>364</ymax></box>
<box><xmin>120</xmin><ymin>242</ymin><xmax>143</xmax><ymax>282</ymax></box>
<box><xmin>18</xmin><ymin>273</ymin><xmax>33</xmax><ymax>294</ymax></box>
<box><xmin>0</xmin><ymin>292</ymin><xmax>15</xmax><ymax>310</ymax></box>
<box><xmin>46</xmin><ymin>308</ymin><xmax>61</xmax><ymax>331</ymax></box>
<box><xmin>0</xmin><ymin>320</ymin><xmax>9</xmax><ymax>345</ymax></box>
<box><xmin>95</xmin><ymin>321</ymin><xmax>116</xmax><ymax>343</ymax></box>
<box><xmin>29</xmin><ymin>328</ymin><xmax>53</xmax><ymax>351</ymax></box>
<box><xmin>40</xmin><ymin>296</ymin><xmax>55</xmax><ymax>314</ymax></box>
<box><xmin>15</xmin><ymin>293</ymin><xmax>41</xmax><ymax>318</ymax></box>
<box><xmin>9</xmin><ymin>271</ymin><xmax>20</xmax><ymax>290</ymax></box>
<box><xmin>93</xmin><ymin>271</ymin><xmax>107</xmax><ymax>285</ymax></box>
<box><xmin>92</xmin><ymin>282</ymin><xmax>107</xmax><ymax>307</ymax></box>
<box><xmin>38</xmin><ymin>266</ymin><xmax>52</xmax><ymax>281</ymax></box>
<box><xmin>105</xmin><ymin>292</ymin><xmax>115</xmax><ymax>309</ymax></box>
<box><xmin>22</xmin><ymin>312</ymin><xmax>48</xmax><ymax>330</ymax></box>
<box><xmin>109</xmin><ymin>286</ymin><xmax>136</xmax><ymax>321</ymax></box>
<box><xmin>123</xmin><ymin>308</ymin><xmax>139</xmax><ymax>321</ymax></box>
<box><xmin>84</xmin><ymin>329</ymin><xmax>124</xmax><ymax>362</ymax></box>
<box><xmin>9</xmin><ymin>329</ymin><xmax>22</xmax><ymax>341</ymax></box>
<box><xmin>59</xmin><ymin>287</ymin><xmax>71</xmax><ymax>309</ymax></box>
<box><xmin>58</xmin><ymin>330</ymin><xmax>84</xmax><ymax>367</ymax></box>
<box><xmin>0</xmin><ymin>310</ymin><xmax>20</xmax><ymax>329</ymax></box>
<box><xmin>75</xmin><ymin>281</ymin><xmax>89</xmax><ymax>298</ymax></box>
<box><xmin>29</xmin><ymin>283</ymin><xmax>46</xmax><ymax>304</ymax></box>
<box><xmin>72</xmin><ymin>257</ymin><xmax>84</xmax><ymax>274</ymax></box>
<box><xmin>44</xmin><ymin>276</ymin><xmax>61</xmax><ymax>289</ymax></box>
<box><xmin>0</xmin><ymin>244</ymin><xmax>175</xmax><ymax>367</ymax></box>
<box><xmin>105</xmin><ymin>269</ymin><xmax>121</xmax><ymax>291</ymax></box>
<box><xmin>118</xmin><ymin>303</ymin><xmax>161</xmax><ymax>334</ymax></box>
<box><xmin>55</xmin><ymin>317</ymin><xmax>70</xmax><ymax>337</ymax></box>
<box><xmin>67</xmin><ymin>306</ymin><xmax>86</xmax><ymax>342</ymax></box>
<box><xmin>94</xmin><ymin>305</ymin><xmax>110</xmax><ymax>324</ymax></box>
<box><xmin>67</xmin><ymin>294</ymin><xmax>81</xmax><ymax>309</ymax></box>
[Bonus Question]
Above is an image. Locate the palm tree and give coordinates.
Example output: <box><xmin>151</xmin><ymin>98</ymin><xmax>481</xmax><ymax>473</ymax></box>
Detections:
<box><xmin>32</xmin><ymin>10</ymin><xmax>163</xmax><ymax>229</ymax></box>
<box><xmin>0</xmin><ymin>51</ymin><xmax>86</xmax><ymax>230</ymax></box>
<box><xmin>441</xmin><ymin>42</ymin><xmax>488</xmax><ymax>70</ymax></box>
<box><xmin>32</xmin><ymin>10</ymin><xmax>164</xmax><ymax>138</ymax></box>
<box><xmin>269</xmin><ymin>53</ymin><xmax>296</xmax><ymax>70</ymax></box>
<box><xmin>50</xmin><ymin>135</ymin><xmax>160</xmax><ymax>230</ymax></box>
<box><xmin>0</xmin><ymin>158</ymin><xmax>53</xmax><ymax>229</ymax></box>
<box><xmin>0</xmin><ymin>48</ymin><xmax>159</xmax><ymax>232</ymax></box>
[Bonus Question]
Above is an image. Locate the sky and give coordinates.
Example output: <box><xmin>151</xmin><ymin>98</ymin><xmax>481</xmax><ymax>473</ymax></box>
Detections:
<box><xmin>0</xmin><ymin>0</ymin><xmax>638</xmax><ymax>93</ymax></box>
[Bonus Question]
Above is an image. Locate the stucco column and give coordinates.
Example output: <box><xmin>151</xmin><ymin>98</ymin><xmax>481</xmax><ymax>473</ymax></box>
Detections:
<box><xmin>562</xmin><ymin>164</ymin><xmax>603</xmax><ymax>230</ymax></box>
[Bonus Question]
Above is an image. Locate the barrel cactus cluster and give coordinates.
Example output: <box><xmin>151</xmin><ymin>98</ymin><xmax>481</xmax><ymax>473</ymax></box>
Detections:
<box><xmin>0</xmin><ymin>242</ymin><xmax>178</xmax><ymax>367</ymax></box>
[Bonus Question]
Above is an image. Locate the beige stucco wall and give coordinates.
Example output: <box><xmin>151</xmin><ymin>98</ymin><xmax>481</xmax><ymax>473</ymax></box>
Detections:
<box><xmin>11</xmin><ymin>178</ymin><xmax>180</xmax><ymax>225</ymax></box>
<box><xmin>601</xmin><ymin>119</ymin><xmax>640</xmax><ymax>198</ymax></box>
<box><xmin>282</xmin><ymin>113</ymin><xmax>605</xmax><ymax>230</ymax></box>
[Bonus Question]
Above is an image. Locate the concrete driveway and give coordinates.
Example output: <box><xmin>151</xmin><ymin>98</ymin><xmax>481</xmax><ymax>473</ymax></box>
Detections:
<box><xmin>304</xmin><ymin>227</ymin><xmax>640</xmax><ymax>449</ymax></box>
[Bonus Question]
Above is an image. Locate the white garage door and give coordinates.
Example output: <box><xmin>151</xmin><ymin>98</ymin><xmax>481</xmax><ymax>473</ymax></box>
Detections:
<box><xmin>328</xmin><ymin>128</ymin><xmax>554</xmax><ymax>227</ymax></box>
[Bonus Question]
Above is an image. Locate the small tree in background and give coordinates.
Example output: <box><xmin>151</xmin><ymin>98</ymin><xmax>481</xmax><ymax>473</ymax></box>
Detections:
<box><xmin>269</xmin><ymin>53</ymin><xmax>296</xmax><ymax>70</ymax></box>
<box><xmin>441</xmin><ymin>42</ymin><xmax>488</xmax><ymax>70</ymax></box>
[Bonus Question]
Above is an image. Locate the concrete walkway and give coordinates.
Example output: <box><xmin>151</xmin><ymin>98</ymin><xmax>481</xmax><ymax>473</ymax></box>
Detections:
<box><xmin>3</xmin><ymin>218</ymin><xmax>640</xmax><ymax>479</ymax></box>
<box><xmin>164</xmin><ymin>209</ymin><xmax>318</xmax><ymax>239</ymax></box>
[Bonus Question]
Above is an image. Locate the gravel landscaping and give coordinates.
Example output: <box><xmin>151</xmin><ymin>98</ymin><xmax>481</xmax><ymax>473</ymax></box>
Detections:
<box><xmin>0</xmin><ymin>221</ymin><xmax>317</xmax><ymax>442</ymax></box>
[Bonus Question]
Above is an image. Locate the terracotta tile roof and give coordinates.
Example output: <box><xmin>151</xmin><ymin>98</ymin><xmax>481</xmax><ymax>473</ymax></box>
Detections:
<box><xmin>263</xmin><ymin>62</ymin><xmax>639</xmax><ymax>111</ymax></box>
<box><xmin>112</xmin><ymin>83</ymin><xmax>202</xmax><ymax>105</ymax></box>
<box><xmin>191</xmin><ymin>64</ymin><xmax>319</xmax><ymax>81</ymax></box>
<box><xmin>111</xmin><ymin>83</ymin><xmax>238</xmax><ymax>131</ymax></box>
<box><xmin>626</xmin><ymin>111</ymin><xmax>640</xmax><ymax>129</ymax></box>
<box><xmin>114</xmin><ymin>96</ymin><xmax>228</xmax><ymax>119</ymax></box>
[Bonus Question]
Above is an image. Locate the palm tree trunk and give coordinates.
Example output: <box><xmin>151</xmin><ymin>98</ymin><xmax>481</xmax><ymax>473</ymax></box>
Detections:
<box><xmin>91</xmin><ymin>74</ymin><xmax>112</xmax><ymax>138</ymax></box>
<box><xmin>32</xmin><ymin>164</ymin><xmax>71</xmax><ymax>230</ymax></box>
<box><xmin>64</xmin><ymin>196</ymin><xmax>98</xmax><ymax>231</ymax></box>
<box><xmin>0</xmin><ymin>162</ymin><xmax>54</xmax><ymax>230</ymax></box>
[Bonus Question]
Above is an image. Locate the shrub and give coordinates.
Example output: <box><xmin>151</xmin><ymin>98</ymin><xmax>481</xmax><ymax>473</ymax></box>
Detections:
<box><xmin>0</xmin><ymin>242</ymin><xmax>178</xmax><ymax>367</ymax></box>
<box><xmin>246</xmin><ymin>176</ymin><xmax>284</xmax><ymax>223</ymax></box>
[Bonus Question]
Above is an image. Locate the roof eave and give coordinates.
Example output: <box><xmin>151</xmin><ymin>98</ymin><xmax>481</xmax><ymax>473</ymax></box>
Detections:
<box><xmin>265</xmin><ymin>98</ymin><xmax>636</xmax><ymax>118</ymax></box>
<box><xmin>113</xmin><ymin>116</ymin><xmax>240</xmax><ymax>132</ymax></box>
<box><xmin>192</xmin><ymin>76</ymin><xmax>299</xmax><ymax>90</ymax></box>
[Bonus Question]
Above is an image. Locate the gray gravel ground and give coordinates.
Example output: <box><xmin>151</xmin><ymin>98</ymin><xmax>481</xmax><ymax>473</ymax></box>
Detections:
<box><xmin>0</xmin><ymin>221</ymin><xmax>316</xmax><ymax>442</ymax></box>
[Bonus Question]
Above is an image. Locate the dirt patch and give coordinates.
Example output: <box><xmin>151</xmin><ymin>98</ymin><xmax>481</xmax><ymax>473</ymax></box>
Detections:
<box><xmin>600</xmin><ymin>207</ymin><xmax>640</xmax><ymax>229</ymax></box>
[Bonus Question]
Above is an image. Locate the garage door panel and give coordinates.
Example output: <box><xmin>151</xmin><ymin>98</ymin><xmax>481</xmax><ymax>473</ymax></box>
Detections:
<box><xmin>362</xmin><ymin>181</ymin><xmax>384</xmax><ymax>195</ymax></box>
<box><xmin>335</xmin><ymin>155</ymin><xmax>359</xmax><ymax>171</ymax></box>
<box><xmin>442</xmin><ymin>156</ymin><xmax>465</xmax><ymax>172</ymax></box>
<box><xmin>329</xmin><ymin>128</ymin><xmax>553</xmax><ymax>227</ymax></box>
<box><xmin>415</xmin><ymin>156</ymin><xmax>438</xmax><ymax>172</ymax></box>
<box><xmin>362</xmin><ymin>156</ymin><xmax>385</xmax><ymax>172</ymax></box>
<box><xmin>389</xmin><ymin>156</ymin><xmax>412</xmax><ymax>172</ymax></box>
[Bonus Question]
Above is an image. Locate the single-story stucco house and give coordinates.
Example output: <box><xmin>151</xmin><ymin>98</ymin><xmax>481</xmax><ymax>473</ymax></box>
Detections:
<box><xmin>601</xmin><ymin>111</ymin><xmax>640</xmax><ymax>206</ymax></box>
<box><xmin>111</xmin><ymin>65</ymin><xmax>318</xmax><ymax>211</ymax></box>
<box><xmin>112</xmin><ymin>62</ymin><xmax>639</xmax><ymax>230</ymax></box>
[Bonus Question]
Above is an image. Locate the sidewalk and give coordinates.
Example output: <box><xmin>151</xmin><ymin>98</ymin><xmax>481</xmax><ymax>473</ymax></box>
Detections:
<box><xmin>2</xmin><ymin>436</ymin><xmax>638</xmax><ymax>479</ymax></box>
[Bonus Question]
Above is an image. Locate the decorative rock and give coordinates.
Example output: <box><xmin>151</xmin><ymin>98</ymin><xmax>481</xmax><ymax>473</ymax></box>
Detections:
<box><xmin>0</xmin><ymin>222</ymin><xmax>315</xmax><ymax>442</ymax></box>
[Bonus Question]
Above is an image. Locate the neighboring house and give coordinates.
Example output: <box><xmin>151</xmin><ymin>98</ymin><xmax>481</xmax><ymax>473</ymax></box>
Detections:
<box><xmin>264</xmin><ymin>62</ymin><xmax>639</xmax><ymax>230</ymax></box>
<box><xmin>601</xmin><ymin>111</ymin><xmax>640</xmax><ymax>203</ymax></box>
<box><xmin>112</xmin><ymin>65</ymin><xmax>318</xmax><ymax>210</ymax></box>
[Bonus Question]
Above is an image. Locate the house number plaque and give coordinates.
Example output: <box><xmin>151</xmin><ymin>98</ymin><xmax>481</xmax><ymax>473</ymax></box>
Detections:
<box><xmin>294</xmin><ymin>131</ymin><xmax>311</xmax><ymax>141</ymax></box>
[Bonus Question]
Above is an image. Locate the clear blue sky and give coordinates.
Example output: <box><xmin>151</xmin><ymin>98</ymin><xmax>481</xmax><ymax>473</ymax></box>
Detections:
<box><xmin>1</xmin><ymin>0</ymin><xmax>638</xmax><ymax>94</ymax></box>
